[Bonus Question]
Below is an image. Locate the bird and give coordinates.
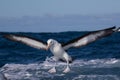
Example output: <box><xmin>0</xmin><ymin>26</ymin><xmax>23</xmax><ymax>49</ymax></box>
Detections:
<box><xmin>4</xmin><ymin>26</ymin><xmax>120</xmax><ymax>73</ymax></box>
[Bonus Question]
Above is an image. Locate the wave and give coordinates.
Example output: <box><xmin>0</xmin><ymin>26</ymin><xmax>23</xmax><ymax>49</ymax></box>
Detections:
<box><xmin>43</xmin><ymin>57</ymin><xmax>120</xmax><ymax>68</ymax></box>
<box><xmin>0</xmin><ymin>58</ymin><xmax>120</xmax><ymax>80</ymax></box>
<box><xmin>72</xmin><ymin>75</ymin><xmax>119</xmax><ymax>80</ymax></box>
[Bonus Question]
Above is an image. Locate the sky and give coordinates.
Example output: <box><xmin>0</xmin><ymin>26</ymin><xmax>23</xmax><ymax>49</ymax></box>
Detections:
<box><xmin>0</xmin><ymin>0</ymin><xmax>120</xmax><ymax>32</ymax></box>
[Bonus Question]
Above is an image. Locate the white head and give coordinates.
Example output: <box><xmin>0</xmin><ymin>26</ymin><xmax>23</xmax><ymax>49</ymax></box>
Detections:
<box><xmin>46</xmin><ymin>39</ymin><xmax>58</xmax><ymax>50</ymax></box>
<box><xmin>47</xmin><ymin>39</ymin><xmax>55</xmax><ymax>45</ymax></box>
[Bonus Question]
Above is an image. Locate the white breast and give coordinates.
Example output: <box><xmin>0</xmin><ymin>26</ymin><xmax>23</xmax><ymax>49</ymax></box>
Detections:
<box><xmin>50</xmin><ymin>43</ymin><xmax>65</xmax><ymax>58</ymax></box>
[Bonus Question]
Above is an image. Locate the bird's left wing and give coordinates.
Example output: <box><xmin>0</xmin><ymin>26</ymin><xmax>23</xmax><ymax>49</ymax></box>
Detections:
<box><xmin>4</xmin><ymin>34</ymin><xmax>47</xmax><ymax>50</ymax></box>
<box><xmin>62</xmin><ymin>26</ymin><xmax>117</xmax><ymax>50</ymax></box>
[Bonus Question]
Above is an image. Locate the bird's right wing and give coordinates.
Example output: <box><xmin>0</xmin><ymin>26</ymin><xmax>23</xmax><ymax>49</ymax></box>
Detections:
<box><xmin>62</xmin><ymin>26</ymin><xmax>118</xmax><ymax>50</ymax></box>
<box><xmin>4</xmin><ymin>34</ymin><xmax>47</xmax><ymax>50</ymax></box>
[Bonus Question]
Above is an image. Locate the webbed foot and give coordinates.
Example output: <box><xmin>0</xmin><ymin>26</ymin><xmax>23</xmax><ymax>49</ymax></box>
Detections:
<box><xmin>63</xmin><ymin>66</ymin><xmax>70</xmax><ymax>73</ymax></box>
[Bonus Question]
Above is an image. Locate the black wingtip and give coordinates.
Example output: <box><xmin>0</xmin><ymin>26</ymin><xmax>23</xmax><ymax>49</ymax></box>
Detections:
<box><xmin>104</xmin><ymin>26</ymin><xmax>116</xmax><ymax>30</ymax></box>
<box><xmin>3</xmin><ymin>34</ymin><xmax>16</xmax><ymax>41</ymax></box>
<box><xmin>111</xmin><ymin>26</ymin><xmax>120</xmax><ymax>32</ymax></box>
<box><xmin>3</xmin><ymin>34</ymin><xmax>12</xmax><ymax>38</ymax></box>
<box><xmin>111</xmin><ymin>26</ymin><xmax>116</xmax><ymax>28</ymax></box>
<box><xmin>112</xmin><ymin>26</ymin><xmax>116</xmax><ymax>28</ymax></box>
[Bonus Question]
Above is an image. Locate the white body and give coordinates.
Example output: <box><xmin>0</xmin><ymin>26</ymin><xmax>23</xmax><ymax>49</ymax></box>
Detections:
<box><xmin>48</xmin><ymin>39</ymin><xmax>71</xmax><ymax>62</ymax></box>
<box><xmin>47</xmin><ymin>39</ymin><xmax>71</xmax><ymax>73</ymax></box>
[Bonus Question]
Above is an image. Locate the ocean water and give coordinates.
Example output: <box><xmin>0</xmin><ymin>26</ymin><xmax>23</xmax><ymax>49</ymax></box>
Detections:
<box><xmin>0</xmin><ymin>32</ymin><xmax>120</xmax><ymax>80</ymax></box>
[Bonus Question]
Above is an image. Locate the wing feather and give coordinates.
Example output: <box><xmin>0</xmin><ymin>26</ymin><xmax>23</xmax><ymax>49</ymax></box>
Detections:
<box><xmin>62</xmin><ymin>26</ymin><xmax>116</xmax><ymax>50</ymax></box>
<box><xmin>4</xmin><ymin>34</ymin><xmax>47</xmax><ymax>50</ymax></box>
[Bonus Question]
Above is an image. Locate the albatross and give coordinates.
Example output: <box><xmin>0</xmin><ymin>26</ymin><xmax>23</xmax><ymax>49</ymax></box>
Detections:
<box><xmin>4</xmin><ymin>26</ymin><xmax>120</xmax><ymax>73</ymax></box>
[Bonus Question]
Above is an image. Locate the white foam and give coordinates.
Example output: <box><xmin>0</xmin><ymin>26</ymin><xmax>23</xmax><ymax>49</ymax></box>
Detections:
<box><xmin>69</xmin><ymin>58</ymin><xmax>120</xmax><ymax>68</ymax></box>
<box><xmin>0</xmin><ymin>58</ymin><xmax>120</xmax><ymax>80</ymax></box>
<box><xmin>42</xmin><ymin>57</ymin><xmax>120</xmax><ymax>68</ymax></box>
<box><xmin>72</xmin><ymin>75</ymin><xmax>119</xmax><ymax>80</ymax></box>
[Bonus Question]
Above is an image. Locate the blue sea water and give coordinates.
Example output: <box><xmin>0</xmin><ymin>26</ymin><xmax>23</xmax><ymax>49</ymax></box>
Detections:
<box><xmin>0</xmin><ymin>31</ymin><xmax>120</xmax><ymax>80</ymax></box>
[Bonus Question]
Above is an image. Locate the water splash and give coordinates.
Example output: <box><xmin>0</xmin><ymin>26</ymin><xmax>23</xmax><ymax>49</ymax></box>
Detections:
<box><xmin>72</xmin><ymin>75</ymin><xmax>119</xmax><ymax>80</ymax></box>
<box><xmin>0</xmin><ymin>58</ymin><xmax>120</xmax><ymax>80</ymax></box>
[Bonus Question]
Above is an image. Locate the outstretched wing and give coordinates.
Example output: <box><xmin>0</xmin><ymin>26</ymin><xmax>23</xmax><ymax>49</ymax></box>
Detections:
<box><xmin>4</xmin><ymin>34</ymin><xmax>47</xmax><ymax>50</ymax></box>
<box><xmin>62</xmin><ymin>26</ymin><xmax>116</xmax><ymax>50</ymax></box>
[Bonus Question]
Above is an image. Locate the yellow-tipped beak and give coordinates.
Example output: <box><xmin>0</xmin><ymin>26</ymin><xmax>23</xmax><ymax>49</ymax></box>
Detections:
<box><xmin>46</xmin><ymin>44</ymin><xmax>50</xmax><ymax>50</ymax></box>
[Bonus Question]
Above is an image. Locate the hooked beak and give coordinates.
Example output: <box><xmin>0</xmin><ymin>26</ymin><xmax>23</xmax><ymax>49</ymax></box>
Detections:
<box><xmin>46</xmin><ymin>44</ymin><xmax>50</xmax><ymax>50</ymax></box>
